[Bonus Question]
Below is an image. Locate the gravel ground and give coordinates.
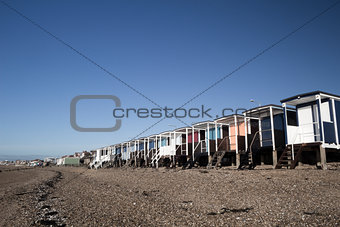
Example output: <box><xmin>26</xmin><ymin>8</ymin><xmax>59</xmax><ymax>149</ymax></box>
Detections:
<box><xmin>0</xmin><ymin>166</ymin><xmax>57</xmax><ymax>226</ymax></box>
<box><xmin>1</xmin><ymin>165</ymin><xmax>340</xmax><ymax>226</ymax></box>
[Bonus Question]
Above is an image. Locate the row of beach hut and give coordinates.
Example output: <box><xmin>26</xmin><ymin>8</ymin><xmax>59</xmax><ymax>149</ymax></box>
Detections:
<box><xmin>90</xmin><ymin>91</ymin><xmax>340</xmax><ymax>170</ymax></box>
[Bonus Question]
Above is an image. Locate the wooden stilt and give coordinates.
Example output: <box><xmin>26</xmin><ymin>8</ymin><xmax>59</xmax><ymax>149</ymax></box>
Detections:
<box><xmin>319</xmin><ymin>145</ymin><xmax>327</xmax><ymax>170</ymax></box>
<box><xmin>272</xmin><ymin>150</ymin><xmax>277</xmax><ymax>168</ymax></box>
<box><xmin>236</xmin><ymin>153</ymin><xmax>240</xmax><ymax>167</ymax></box>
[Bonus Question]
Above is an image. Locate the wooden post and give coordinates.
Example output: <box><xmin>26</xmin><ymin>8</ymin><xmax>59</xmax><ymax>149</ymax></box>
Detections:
<box><xmin>244</xmin><ymin>115</ymin><xmax>248</xmax><ymax>152</ymax></box>
<box><xmin>207</xmin><ymin>123</ymin><xmax>210</xmax><ymax>156</ymax></box>
<box><xmin>128</xmin><ymin>142</ymin><xmax>131</xmax><ymax>165</ymax></box>
<box><xmin>133</xmin><ymin>141</ymin><xmax>135</xmax><ymax>167</ymax></box>
<box><xmin>215</xmin><ymin>122</ymin><xmax>218</xmax><ymax>153</ymax></box>
<box><xmin>185</xmin><ymin>128</ymin><xmax>188</xmax><ymax>156</ymax></box>
<box><xmin>269</xmin><ymin>107</ymin><xmax>277</xmax><ymax>168</ymax></box>
<box><xmin>192</xmin><ymin>126</ymin><xmax>195</xmax><ymax>160</ymax></box>
<box><xmin>147</xmin><ymin>138</ymin><xmax>150</xmax><ymax>166</ymax></box>
<box><xmin>143</xmin><ymin>139</ymin><xmax>146</xmax><ymax>165</ymax></box>
<box><xmin>120</xmin><ymin>144</ymin><xmax>123</xmax><ymax>166</ymax></box>
<box><xmin>235</xmin><ymin>115</ymin><xmax>240</xmax><ymax>167</ymax></box>
<box><xmin>319</xmin><ymin>145</ymin><xmax>327</xmax><ymax>170</ymax></box>
<box><xmin>272</xmin><ymin>150</ymin><xmax>277</xmax><ymax>168</ymax></box>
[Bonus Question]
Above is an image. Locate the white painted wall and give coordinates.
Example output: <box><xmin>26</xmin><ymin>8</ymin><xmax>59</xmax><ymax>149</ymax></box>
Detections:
<box><xmin>122</xmin><ymin>147</ymin><xmax>129</xmax><ymax>160</ymax></box>
<box><xmin>56</xmin><ymin>158</ymin><xmax>64</xmax><ymax>165</ymax></box>
<box><xmin>297</xmin><ymin>106</ymin><xmax>315</xmax><ymax>143</ymax></box>
<box><xmin>175</xmin><ymin>134</ymin><xmax>182</xmax><ymax>145</ymax></box>
<box><xmin>287</xmin><ymin>125</ymin><xmax>299</xmax><ymax>144</ymax></box>
<box><xmin>159</xmin><ymin>145</ymin><xmax>176</xmax><ymax>156</ymax></box>
<box><xmin>159</xmin><ymin>135</ymin><xmax>176</xmax><ymax>156</ymax></box>
<box><xmin>96</xmin><ymin>149</ymin><xmax>101</xmax><ymax>162</ymax></box>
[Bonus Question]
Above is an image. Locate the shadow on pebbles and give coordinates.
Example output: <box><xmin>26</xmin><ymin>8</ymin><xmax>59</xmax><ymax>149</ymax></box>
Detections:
<box><xmin>33</xmin><ymin>171</ymin><xmax>66</xmax><ymax>226</ymax></box>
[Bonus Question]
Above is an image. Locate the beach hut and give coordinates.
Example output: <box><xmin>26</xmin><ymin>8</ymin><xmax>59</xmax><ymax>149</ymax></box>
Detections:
<box><xmin>113</xmin><ymin>144</ymin><xmax>122</xmax><ymax>167</ymax></box>
<box><xmin>186</xmin><ymin>121</ymin><xmax>216</xmax><ymax>168</ymax></box>
<box><xmin>173</xmin><ymin>127</ymin><xmax>192</xmax><ymax>156</ymax></box>
<box><xmin>89</xmin><ymin>147</ymin><xmax>104</xmax><ymax>169</ymax></box>
<box><xmin>124</xmin><ymin>138</ymin><xmax>148</xmax><ymax>167</ymax></box>
<box><xmin>130</xmin><ymin>137</ymin><xmax>147</xmax><ymax>167</ymax></box>
<box><xmin>93</xmin><ymin>146</ymin><xmax>113</xmax><ymax>169</ymax></box>
<box><xmin>124</xmin><ymin>140</ymin><xmax>136</xmax><ymax>166</ymax></box>
<box><xmin>142</xmin><ymin>130</ymin><xmax>181</xmax><ymax>168</ymax></box>
<box><xmin>106</xmin><ymin>144</ymin><xmax>120</xmax><ymax>167</ymax></box>
<box><xmin>281</xmin><ymin>91</ymin><xmax>340</xmax><ymax>169</ymax></box>
<box><xmin>157</xmin><ymin>130</ymin><xmax>177</xmax><ymax>167</ymax></box>
<box><xmin>243</xmin><ymin>105</ymin><xmax>296</xmax><ymax>168</ymax></box>
<box><xmin>120</xmin><ymin>142</ymin><xmax>129</xmax><ymax>164</ymax></box>
<box><xmin>212</xmin><ymin>115</ymin><xmax>245</xmax><ymax>168</ymax></box>
<box><xmin>144</xmin><ymin>134</ymin><xmax>159</xmax><ymax>167</ymax></box>
<box><xmin>171</xmin><ymin>127</ymin><xmax>192</xmax><ymax>166</ymax></box>
<box><xmin>125</xmin><ymin>141</ymin><xmax>135</xmax><ymax>165</ymax></box>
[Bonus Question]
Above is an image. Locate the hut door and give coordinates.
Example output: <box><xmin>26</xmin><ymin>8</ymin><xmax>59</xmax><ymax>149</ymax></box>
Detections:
<box><xmin>221</xmin><ymin>125</ymin><xmax>229</xmax><ymax>151</ymax></box>
<box><xmin>250</xmin><ymin>119</ymin><xmax>259</xmax><ymax>135</ymax></box>
<box><xmin>249</xmin><ymin>119</ymin><xmax>260</xmax><ymax>148</ymax></box>
<box><xmin>298</xmin><ymin>106</ymin><xmax>315</xmax><ymax>143</ymax></box>
<box><xmin>200</xmin><ymin>130</ymin><xmax>205</xmax><ymax>141</ymax></box>
<box><xmin>222</xmin><ymin>125</ymin><xmax>228</xmax><ymax>138</ymax></box>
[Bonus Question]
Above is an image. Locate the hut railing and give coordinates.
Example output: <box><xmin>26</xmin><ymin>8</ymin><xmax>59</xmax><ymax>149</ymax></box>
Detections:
<box><xmin>289</xmin><ymin>122</ymin><xmax>320</xmax><ymax>160</ymax></box>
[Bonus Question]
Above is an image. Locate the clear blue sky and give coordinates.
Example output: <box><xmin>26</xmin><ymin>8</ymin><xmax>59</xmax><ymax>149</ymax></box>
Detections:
<box><xmin>1</xmin><ymin>0</ymin><xmax>340</xmax><ymax>159</ymax></box>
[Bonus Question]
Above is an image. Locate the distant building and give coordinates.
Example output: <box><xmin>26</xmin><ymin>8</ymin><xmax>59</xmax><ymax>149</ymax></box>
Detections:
<box><xmin>64</xmin><ymin>157</ymin><xmax>80</xmax><ymax>166</ymax></box>
<box><xmin>29</xmin><ymin>160</ymin><xmax>42</xmax><ymax>167</ymax></box>
<box><xmin>56</xmin><ymin>157</ymin><xmax>80</xmax><ymax>166</ymax></box>
<box><xmin>44</xmin><ymin>157</ymin><xmax>56</xmax><ymax>164</ymax></box>
<box><xmin>83</xmin><ymin>158</ymin><xmax>91</xmax><ymax>165</ymax></box>
<box><xmin>80</xmin><ymin>151</ymin><xmax>91</xmax><ymax>158</ymax></box>
<box><xmin>56</xmin><ymin>158</ymin><xmax>64</xmax><ymax>166</ymax></box>
<box><xmin>14</xmin><ymin>160</ymin><xmax>28</xmax><ymax>166</ymax></box>
<box><xmin>0</xmin><ymin>160</ymin><xmax>13</xmax><ymax>165</ymax></box>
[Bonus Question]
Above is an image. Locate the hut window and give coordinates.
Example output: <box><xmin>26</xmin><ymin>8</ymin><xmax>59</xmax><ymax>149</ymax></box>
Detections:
<box><xmin>321</xmin><ymin>101</ymin><xmax>331</xmax><ymax>123</ymax></box>
<box><xmin>161</xmin><ymin>138</ymin><xmax>167</xmax><ymax>146</ymax></box>
<box><xmin>287</xmin><ymin>111</ymin><xmax>297</xmax><ymax>126</ymax></box>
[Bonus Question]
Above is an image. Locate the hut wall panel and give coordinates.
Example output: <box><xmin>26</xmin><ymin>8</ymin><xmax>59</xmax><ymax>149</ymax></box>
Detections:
<box><xmin>188</xmin><ymin>132</ymin><xmax>198</xmax><ymax>143</ymax></box>
<box><xmin>229</xmin><ymin>122</ymin><xmax>245</xmax><ymax>150</ymax></box>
